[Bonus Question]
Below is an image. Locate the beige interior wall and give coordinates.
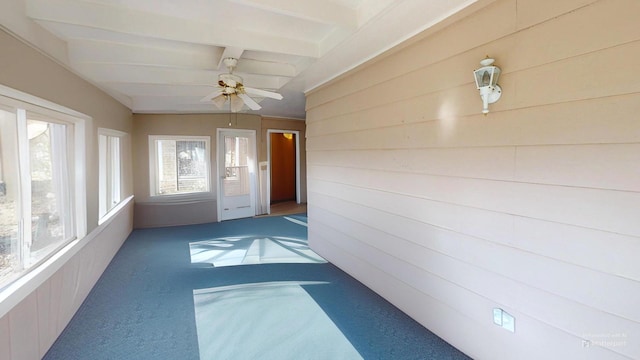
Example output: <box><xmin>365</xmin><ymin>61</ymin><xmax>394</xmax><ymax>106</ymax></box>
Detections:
<box><xmin>261</xmin><ymin>117</ymin><xmax>307</xmax><ymax>202</ymax></box>
<box><xmin>132</xmin><ymin>113</ymin><xmax>262</xmax><ymax>227</ymax></box>
<box><xmin>305</xmin><ymin>0</ymin><xmax>640</xmax><ymax>359</ymax></box>
<box><xmin>0</xmin><ymin>29</ymin><xmax>134</xmax><ymax>360</ymax></box>
<box><xmin>0</xmin><ymin>29</ymin><xmax>133</xmax><ymax>231</ymax></box>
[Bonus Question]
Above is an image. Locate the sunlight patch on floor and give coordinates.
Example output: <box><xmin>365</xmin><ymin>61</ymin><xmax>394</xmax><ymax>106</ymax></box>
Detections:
<box><xmin>193</xmin><ymin>282</ymin><xmax>363</xmax><ymax>360</ymax></box>
<box><xmin>189</xmin><ymin>234</ymin><xmax>325</xmax><ymax>267</ymax></box>
<box><xmin>284</xmin><ymin>215</ymin><xmax>308</xmax><ymax>227</ymax></box>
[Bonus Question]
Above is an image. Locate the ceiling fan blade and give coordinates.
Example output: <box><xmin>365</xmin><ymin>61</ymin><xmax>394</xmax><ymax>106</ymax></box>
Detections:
<box><xmin>211</xmin><ymin>94</ymin><xmax>227</xmax><ymax>109</ymax></box>
<box><xmin>238</xmin><ymin>93</ymin><xmax>262</xmax><ymax>111</ymax></box>
<box><xmin>229</xmin><ymin>94</ymin><xmax>244</xmax><ymax>112</ymax></box>
<box><xmin>200</xmin><ymin>90</ymin><xmax>223</xmax><ymax>102</ymax></box>
<box><xmin>243</xmin><ymin>87</ymin><xmax>283</xmax><ymax>100</ymax></box>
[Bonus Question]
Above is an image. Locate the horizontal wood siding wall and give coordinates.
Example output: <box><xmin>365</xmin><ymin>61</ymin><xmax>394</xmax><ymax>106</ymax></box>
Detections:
<box><xmin>305</xmin><ymin>0</ymin><xmax>640</xmax><ymax>359</ymax></box>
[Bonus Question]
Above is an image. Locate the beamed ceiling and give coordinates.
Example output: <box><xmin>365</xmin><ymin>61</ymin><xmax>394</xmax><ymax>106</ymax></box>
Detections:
<box><xmin>1</xmin><ymin>0</ymin><xmax>480</xmax><ymax>119</ymax></box>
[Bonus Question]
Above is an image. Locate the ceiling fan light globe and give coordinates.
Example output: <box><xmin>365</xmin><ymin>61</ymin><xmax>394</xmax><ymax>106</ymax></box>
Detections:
<box><xmin>219</xmin><ymin>73</ymin><xmax>243</xmax><ymax>86</ymax></box>
<box><xmin>230</xmin><ymin>94</ymin><xmax>244</xmax><ymax>112</ymax></box>
<box><xmin>211</xmin><ymin>94</ymin><xmax>227</xmax><ymax>109</ymax></box>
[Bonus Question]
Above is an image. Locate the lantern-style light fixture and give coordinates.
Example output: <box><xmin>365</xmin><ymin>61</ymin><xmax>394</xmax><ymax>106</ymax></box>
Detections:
<box><xmin>473</xmin><ymin>57</ymin><xmax>502</xmax><ymax>114</ymax></box>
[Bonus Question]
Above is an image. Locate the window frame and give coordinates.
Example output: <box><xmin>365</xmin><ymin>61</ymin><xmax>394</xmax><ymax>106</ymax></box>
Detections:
<box><xmin>98</xmin><ymin>128</ymin><xmax>126</xmax><ymax>223</ymax></box>
<box><xmin>0</xmin><ymin>84</ymin><xmax>87</xmax><ymax>290</ymax></box>
<box><xmin>148</xmin><ymin>135</ymin><xmax>212</xmax><ymax>201</ymax></box>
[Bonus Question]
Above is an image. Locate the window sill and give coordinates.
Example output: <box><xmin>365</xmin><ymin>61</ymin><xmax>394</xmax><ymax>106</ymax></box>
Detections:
<box><xmin>98</xmin><ymin>195</ymin><xmax>134</xmax><ymax>226</ymax></box>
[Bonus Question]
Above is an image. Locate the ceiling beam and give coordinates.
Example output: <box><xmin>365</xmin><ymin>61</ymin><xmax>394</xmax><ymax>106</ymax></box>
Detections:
<box><xmin>0</xmin><ymin>0</ymin><xmax>70</xmax><ymax>64</ymax></box>
<box><xmin>228</xmin><ymin>0</ymin><xmax>358</xmax><ymax>29</ymax></box>
<box><xmin>68</xmin><ymin>41</ymin><xmax>299</xmax><ymax>77</ymax></box>
<box><xmin>302</xmin><ymin>0</ymin><xmax>482</xmax><ymax>93</ymax></box>
<box><xmin>132</xmin><ymin>96</ymin><xmax>224</xmax><ymax>113</ymax></box>
<box><xmin>68</xmin><ymin>39</ymin><xmax>221</xmax><ymax>69</ymax></box>
<box><xmin>105</xmin><ymin>83</ymin><xmax>215</xmax><ymax>97</ymax></box>
<box><xmin>25</xmin><ymin>0</ymin><xmax>320</xmax><ymax>58</ymax></box>
<box><xmin>356</xmin><ymin>0</ymin><xmax>398</xmax><ymax>26</ymax></box>
<box><xmin>72</xmin><ymin>63</ymin><xmax>291</xmax><ymax>89</ymax></box>
<box><xmin>132</xmin><ymin>97</ymin><xmax>274</xmax><ymax>114</ymax></box>
<box><xmin>218</xmin><ymin>47</ymin><xmax>245</xmax><ymax>70</ymax></box>
<box><xmin>235</xmin><ymin>58</ymin><xmax>297</xmax><ymax>77</ymax></box>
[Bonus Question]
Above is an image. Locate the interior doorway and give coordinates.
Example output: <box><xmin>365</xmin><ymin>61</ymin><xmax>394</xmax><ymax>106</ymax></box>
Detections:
<box><xmin>266</xmin><ymin>130</ymin><xmax>300</xmax><ymax>215</ymax></box>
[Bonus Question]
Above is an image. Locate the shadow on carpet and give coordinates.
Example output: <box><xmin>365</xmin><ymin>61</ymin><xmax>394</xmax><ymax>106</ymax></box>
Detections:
<box><xmin>43</xmin><ymin>215</ymin><xmax>471</xmax><ymax>360</ymax></box>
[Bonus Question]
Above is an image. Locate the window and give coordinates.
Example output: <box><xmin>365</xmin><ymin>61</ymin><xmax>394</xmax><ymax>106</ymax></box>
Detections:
<box><xmin>149</xmin><ymin>136</ymin><xmax>210</xmax><ymax>197</ymax></box>
<box><xmin>224</xmin><ymin>135</ymin><xmax>249</xmax><ymax>180</ymax></box>
<box><xmin>0</xmin><ymin>106</ymin><xmax>19</xmax><ymax>283</ymax></box>
<box><xmin>0</xmin><ymin>89</ymin><xmax>86</xmax><ymax>288</ymax></box>
<box><xmin>98</xmin><ymin>128</ymin><xmax>125</xmax><ymax>220</ymax></box>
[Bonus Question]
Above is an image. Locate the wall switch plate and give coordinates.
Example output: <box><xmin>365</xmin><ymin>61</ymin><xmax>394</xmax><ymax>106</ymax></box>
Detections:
<box><xmin>493</xmin><ymin>308</ymin><xmax>515</xmax><ymax>332</ymax></box>
<box><xmin>501</xmin><ymin>311</ymin><xmax>515</xmax><ymax>332</ymax></box>
<box><xmin>493</xmin><ymin>308</ymin><xmax>503</xmax><ymax>326</ymax></box>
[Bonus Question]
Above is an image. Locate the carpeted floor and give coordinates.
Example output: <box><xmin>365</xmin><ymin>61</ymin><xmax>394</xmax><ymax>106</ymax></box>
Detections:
<box><xmin>43</xmin><ymin>215</ymin><xmax>471</xmax><ymax>360</ymax></box>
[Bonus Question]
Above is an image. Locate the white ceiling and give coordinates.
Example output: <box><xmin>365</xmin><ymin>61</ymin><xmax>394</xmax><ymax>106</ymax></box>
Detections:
<box><xmin>1</xmin><ymin>0</ymin><xmax>480</xmax><ymax>119</ymax></box>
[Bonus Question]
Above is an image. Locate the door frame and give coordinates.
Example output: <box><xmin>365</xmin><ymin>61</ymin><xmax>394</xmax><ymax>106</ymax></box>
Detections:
<box><xmin>266</xmin><ymin>129</ymin><xmax>301</xmax><ymax>215</ymax></box>
<box><xmin>216</xmin><ymin>128</ymin><xmax>258</xmax><ymax>221</ymax></box>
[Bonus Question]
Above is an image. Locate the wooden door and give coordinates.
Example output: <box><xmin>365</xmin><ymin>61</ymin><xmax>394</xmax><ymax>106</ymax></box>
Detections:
<box><xmin>270</xmin><ymin>133</ymin><xmax>296</xmax><ymax>203</ymax></box>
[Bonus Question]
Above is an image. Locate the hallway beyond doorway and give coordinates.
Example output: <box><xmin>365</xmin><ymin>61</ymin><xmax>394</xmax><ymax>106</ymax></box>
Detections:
<box><xmin>258</xmin><ymin>200</ymin><xmax>307</xmax><ymax>217</ymax></box>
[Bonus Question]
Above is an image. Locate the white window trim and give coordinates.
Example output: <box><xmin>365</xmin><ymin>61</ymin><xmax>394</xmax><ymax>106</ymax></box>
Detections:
<box><xmin>0</xmin><ymin>84</ymin><xmax>88</xmax><ymax>303</ymax></box>
<box><xmin>0</xmin><ymin>84</ymin><xmax>87</xmax><ymax>239</ymax></box>
<box><xmin>148</xmin><ymin>135</ymin><xmax>212</xmax><ymax>202</ymax></box>
<box><xmin>98</xmin><ymin>128</ymin><xmax>127</xmax><ymax>225</ymax></box>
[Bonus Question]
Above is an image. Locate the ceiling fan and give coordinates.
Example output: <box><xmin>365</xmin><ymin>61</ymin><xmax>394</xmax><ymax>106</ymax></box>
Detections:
<box><xmin>200</xmin><ymin>57</ymin><xmax>283</xmax><ymax>112</ymax></box>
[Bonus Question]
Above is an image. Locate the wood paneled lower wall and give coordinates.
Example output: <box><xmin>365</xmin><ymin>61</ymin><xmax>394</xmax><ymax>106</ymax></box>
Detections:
<box><xmin>305</xmin><ymin>0</ymin><xmax>640</xmax><ymax>359</ymax></box>
<box><xmin>134</xmin><ymin>199</ymin><xmax>217</xmax><ymax>228</ymax></box>
<box><xmin>0</xmin><ymin>200</ymin><xmax>134</xmax><ymax>360</ymax></box>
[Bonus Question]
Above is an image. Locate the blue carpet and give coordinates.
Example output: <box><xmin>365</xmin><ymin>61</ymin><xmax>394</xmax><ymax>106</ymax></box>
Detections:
<box><xmin>43</xmin><ymin>215</ymin><xmax>471</xmax><ymax>360</ymax></box>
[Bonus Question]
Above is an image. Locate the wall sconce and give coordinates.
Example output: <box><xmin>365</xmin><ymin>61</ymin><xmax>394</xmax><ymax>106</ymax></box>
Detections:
<box><xmin>282</xmin><ymin>133</ymin><xmax>293</xmax><ymax>140</ymax></box>
<box><xmin>473</xmin><ymin>57</ymin><xmax>502</xmax><ymax>115</ymax></box>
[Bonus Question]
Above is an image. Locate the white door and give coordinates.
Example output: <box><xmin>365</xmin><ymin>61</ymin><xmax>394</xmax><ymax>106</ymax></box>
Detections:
<box><xmin>218</xmin><ymin>129</ymin><xmax>257</xmax><ymax>221</ymax></box>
